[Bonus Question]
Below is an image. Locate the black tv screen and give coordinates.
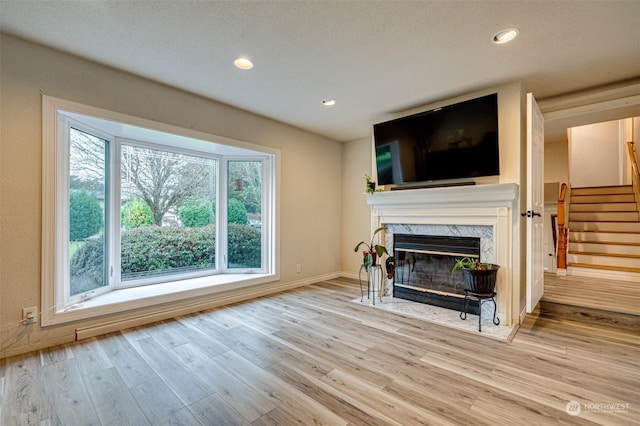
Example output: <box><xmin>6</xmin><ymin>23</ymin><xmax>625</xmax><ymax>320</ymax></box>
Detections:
<box><xmin>374</xmin><ymin>93</ymin><xmax>499</xmax><ymax>185</ymax></box>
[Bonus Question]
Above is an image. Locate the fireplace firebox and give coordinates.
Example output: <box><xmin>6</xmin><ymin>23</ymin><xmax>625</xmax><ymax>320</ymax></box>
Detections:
<box><xmin>393</xmin><ymin>234</ymin><xmax>482</xmax><ymax>314</ymax></box>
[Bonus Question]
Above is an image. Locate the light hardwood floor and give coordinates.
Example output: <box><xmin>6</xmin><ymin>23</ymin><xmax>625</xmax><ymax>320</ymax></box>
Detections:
<box><xmin>544</xmin><ymin>272</ymin><xmax>640</xmax><ymax>316</ymax></box>
<box><xmin>1</xmin><ymin>277</ymin><xmax>638</xmax><ymax>425</ymax></box>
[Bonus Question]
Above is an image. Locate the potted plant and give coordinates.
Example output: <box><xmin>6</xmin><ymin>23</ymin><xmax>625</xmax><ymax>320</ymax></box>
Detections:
<box><xmin>364</xmin><ymin>174</ymin><xmax>376</xmax><ymax>194</ymax></box>
<box><xmin>354</xmin><ymin>226</ymin><xmax>389</xmax><ymax>271</ymax></box>
<box><xmin>451</xmin><ymin>257</ymin><xmax>500</xmax><ymax>294</ymax></box>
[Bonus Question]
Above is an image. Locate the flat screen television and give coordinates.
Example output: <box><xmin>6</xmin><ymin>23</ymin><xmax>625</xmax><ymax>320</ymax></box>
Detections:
<box><xmin>374</xmin><ymin>93</ymin><xmax>499</xmax><ymax>186</ymax></box>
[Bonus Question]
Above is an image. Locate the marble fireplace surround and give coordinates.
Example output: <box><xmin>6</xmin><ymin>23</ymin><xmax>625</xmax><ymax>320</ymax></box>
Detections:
<box><xmin>367</xmin><ymin>183</ymin><xmax>519</xmax><ymax>326</ymax></box>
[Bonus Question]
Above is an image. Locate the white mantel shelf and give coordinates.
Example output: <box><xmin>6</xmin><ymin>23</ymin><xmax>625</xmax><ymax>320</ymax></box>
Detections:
<box><xmin>366</xmin><ymin>183</ymin><xmax>519</xmax><ymax>211</ymax></box>
<box><xmin>366</xmin><ymin>182</ymin><xmax>520</xmax><ymax>326</ymax></box>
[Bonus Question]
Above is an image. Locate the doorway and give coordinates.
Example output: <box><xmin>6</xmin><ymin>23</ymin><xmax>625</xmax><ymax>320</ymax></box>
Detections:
<box><xmin>539</xmin><ymin>81</ymin><xmax>640</xmax><ymax>312</ymax></box>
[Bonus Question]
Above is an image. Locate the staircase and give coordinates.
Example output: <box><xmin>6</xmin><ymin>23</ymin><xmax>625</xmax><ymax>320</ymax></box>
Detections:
<box><xmin>567</xmin><ymin>185</ymin><xmax>640</xmax><ymax>281</ymax></box>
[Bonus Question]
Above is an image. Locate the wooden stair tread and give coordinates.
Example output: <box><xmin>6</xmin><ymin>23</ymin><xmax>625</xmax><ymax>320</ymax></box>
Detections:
<box><xmin>570</xmin><ymin>201</ymin><xmax>637</xmax><ymax>204</ymax></box>
<box><xmin>569</xmin><ymin>229</ymin><xmax>640</xmax><ymax>233</ymax></box>
<box><xmin>562</xmin><ymin>184</ymin><xmax>639</xmax><ymax>274</ymax></box>
<box><xmin>568</xmin><ymin>250</ymin><xmax>640</xmax><ymax>259</ymax></box>
<box><xmin>572</xmin><ymin>185</ymin><xmax>633</xmax><ymax>189</ymax></box>
<box><xmin>568</xmin><ymin>262</ymin><xmax>640</xmax><ymax>274</ymax></box>
<box><xmin>568</xmin><ymin>219</ymin><xmax>640</xmax><ymax>223</ymax></box>
<box><xmin>571</xmin><ymin>186</ymin><xmax>634</xmax><ymax>192</ymax></box>
<box><xmin>569</xmin><ymin>240</ymin><xmax>640</xmax><ymax>246</ymax></box>
<box><xmin>570</xmin><ymin>207</ymin><xmax>638</xmax><ymax>211</ymax></box>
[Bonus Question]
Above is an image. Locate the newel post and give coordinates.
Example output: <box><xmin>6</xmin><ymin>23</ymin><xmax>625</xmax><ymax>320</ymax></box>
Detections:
<box><xmin>556</xmin><ymin>183</ymin><xmax>568</xmax><ymax>271</ymax></box>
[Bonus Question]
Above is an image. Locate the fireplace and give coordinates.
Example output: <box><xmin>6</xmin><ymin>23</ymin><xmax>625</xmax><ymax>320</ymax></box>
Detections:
<box><xmin>366</xmin><ymin>182</ymin><xmax>519</xmax><ymax>326</ymax></box>
<box><xmin>393</xmin><ymin>234</ymin><xmax>482</xmax><ymax>314</ymax></box>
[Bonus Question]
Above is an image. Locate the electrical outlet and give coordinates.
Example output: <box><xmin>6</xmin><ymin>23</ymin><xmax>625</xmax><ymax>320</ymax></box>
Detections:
<box><xmin>22</xmin><ymin>306</ymin><xmax>37</xmax><ymax>325</ymax></box>
<box><xmin>296</xmin><ymin>264</ymin><xmax>302</xmax><ymax>273</ymax></box>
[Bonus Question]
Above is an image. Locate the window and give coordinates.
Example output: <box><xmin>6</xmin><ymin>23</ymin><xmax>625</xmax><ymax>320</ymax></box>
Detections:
<box><xmin>42</xmin><ymin>97</ymin><xmax>278</xmax><ymax>325</ymax></box>
<box><xmin>227</xmin><ymin>160</ymin><xmax>264</xmax><ymax>269</ymax></box>
<box><xmin>68</xmin><ymin>127</ymin><xmax>110</xmax><ymax>299</ymax></box>
<box><xmin>118</xmin><ymin>142</ymin><xmax>218</xmax><ymax>285</ymax></box>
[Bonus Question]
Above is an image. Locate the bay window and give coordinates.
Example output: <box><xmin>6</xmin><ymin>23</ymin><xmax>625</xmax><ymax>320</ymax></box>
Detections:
<box><xmin>42</xmin><ymin>96</ymin><xmax>278</xmax><ymax>325</ymax></box>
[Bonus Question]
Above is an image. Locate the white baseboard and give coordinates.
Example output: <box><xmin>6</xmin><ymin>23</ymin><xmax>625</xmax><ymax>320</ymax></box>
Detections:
<box><xmin>556</xmin><ymin>268</ymin><xmax>567</xmax><ymax>276</ymax></box>
<box><xmin>1</xmin><ymin>332</ymin><xmax>78</xmax><ymax>359</ymax></box>
<box><xmin>520</xmin><ymin>307</ymin><xmax>527</xmax><ymax>324</ymax></box>
<box><xmin>341</xmin><ymin>271</ymin><xmax>359</xmax><ymax>281</ymax></box>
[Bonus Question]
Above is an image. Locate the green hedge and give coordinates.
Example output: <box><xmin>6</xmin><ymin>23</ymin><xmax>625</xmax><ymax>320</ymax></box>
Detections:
<box><xmin>69</xmin><ymin>190</ymin><xmax>103</xmax><ymax>241</ymax></box>
<box><xmin>70</xmin><ymin>224</ymin><xmax>261</xmax><ymax>294</ymax></box>
<box><xmin>227</xmin><ymin>223</ymin><xmax>261</xmax><ymax>268</ymax></box>
<box><xmin>69</xmin><ymin>236</ymin><xmax>106</xmax><ymax>295</ymax></box>
<box><xmin>120</xmin><ymin>225</ymin><xmax>216</xmax><ymax>276</ymax></box>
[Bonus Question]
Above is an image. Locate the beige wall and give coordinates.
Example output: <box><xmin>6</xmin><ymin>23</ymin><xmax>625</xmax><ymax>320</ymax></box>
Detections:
<box><xmin>569</xmin><ymin>121</ymin><xmax>621</xmax><ymax>187</ymax></box>
<box><xmin>549</xmin><ymin>117</ymin><xmax>639</xmax><ymax>189</ymax></box>
<box><xmin>0</xmin><ymin>34</ymin><xmax>343</xmax><ymax>358</ymax></box>
<box><xmin>545</xmin><ymin>140</ymin><xmax>569</xmax><ymax>185</ymax></box>
<box><xmin>341</xmin><ymin>137</ymin><xmax>374</xmax><ymax>275</ymax></box>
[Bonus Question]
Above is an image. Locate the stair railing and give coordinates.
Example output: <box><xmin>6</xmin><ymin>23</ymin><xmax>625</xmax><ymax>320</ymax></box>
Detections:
<box><xmin>556</xmin><ymin>183</ymin><xmax>568</xmax><ymax>270</ymax></box>
<box><xmin>627</xmin><ymin>141</ymin><xmax>640</xmax><ymax>214</ymax></box>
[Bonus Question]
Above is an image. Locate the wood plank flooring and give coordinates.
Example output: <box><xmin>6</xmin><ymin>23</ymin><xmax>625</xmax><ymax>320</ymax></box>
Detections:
<box><xmin>1</xmin><ymin>277</ymin><xmax>638</xmax><ymax>425</ymax></box>
<box><xmin>544</xmin><ymin>272</ymin><xmax>640</xmax><ymax>316</ymax></box>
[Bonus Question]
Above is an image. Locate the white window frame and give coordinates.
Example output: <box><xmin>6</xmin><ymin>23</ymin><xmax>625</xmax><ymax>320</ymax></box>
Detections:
<box><xmin>42</xmin><ymin>96</ymin><xmax>279</xmax><ymax>326</ymax></box>
<box><xmin>224</xmin><ymin>157</ymin><xmax>272</xmax><ymax>273</ymax></box>
<box><xmin>63</xmin><ymin>118</ymin><xmax>116</xmax><ymax>305</ymax></box>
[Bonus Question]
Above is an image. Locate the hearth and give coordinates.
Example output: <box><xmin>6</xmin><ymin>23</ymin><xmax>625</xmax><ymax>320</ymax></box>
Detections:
<box><xmin>393</xmin><ymin>234</ymin><xmax>482</xmax><ymax>314</ymax></box>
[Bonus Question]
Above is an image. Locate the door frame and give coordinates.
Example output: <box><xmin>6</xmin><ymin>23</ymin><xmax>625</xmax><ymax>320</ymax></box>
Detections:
<box><xmin>526</xmin><ymin>92</ymin><xmax>545</xmax><ymax>314</ymax></box>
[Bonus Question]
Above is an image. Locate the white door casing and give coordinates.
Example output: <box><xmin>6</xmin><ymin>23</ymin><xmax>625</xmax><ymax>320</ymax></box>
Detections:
<box><xmin>526</xmin><ymin>92</ymin><xmax>545</xmax><ymax>313</ymax></box>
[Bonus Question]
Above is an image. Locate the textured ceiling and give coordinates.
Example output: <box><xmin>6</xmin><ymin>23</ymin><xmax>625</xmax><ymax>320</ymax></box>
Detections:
<box><xmin>1</xmin><ymin>0</ymin><xmax>639</xmax><ymax>142</ymax></box>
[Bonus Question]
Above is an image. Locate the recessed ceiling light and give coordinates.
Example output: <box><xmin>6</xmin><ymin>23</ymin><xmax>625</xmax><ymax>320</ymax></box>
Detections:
<box><xmin>234</xmin><ymin>57</ymin><xmax>253</xmax><ymax>70</ymax></box>
<box><xmin>321</xmin><ymin>99</ymin><xmax>336</xmax><ymax>106</ymax></box>
<box><xmin>491</xmin><ymin>28</ymin><xmax>519</xmax><ymax>45</ymax></box>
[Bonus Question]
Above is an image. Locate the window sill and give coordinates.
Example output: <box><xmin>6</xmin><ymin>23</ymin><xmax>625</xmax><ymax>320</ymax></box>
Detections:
<box><xmin>44</xmin><ymin>273</ymin><xmax>277</xmax><ymax>326</ymax></box>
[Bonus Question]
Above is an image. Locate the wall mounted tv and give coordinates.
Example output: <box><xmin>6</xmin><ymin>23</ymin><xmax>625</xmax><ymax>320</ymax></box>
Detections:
<box><xmin>374</xmin><ymin>93</ymin><xmax>499</xmax><ymax>186</ymax></box>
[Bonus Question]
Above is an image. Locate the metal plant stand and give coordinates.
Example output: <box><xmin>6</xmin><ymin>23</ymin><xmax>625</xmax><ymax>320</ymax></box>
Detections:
<box><xmin>460</xmin><ymin>290</ymin><xmax>500</xmax><ymax>332</ymax></box>
<box><xmin>359</xmin><ymin>264</ymin><xmax>383</xmax><ymax>305</ymax></box>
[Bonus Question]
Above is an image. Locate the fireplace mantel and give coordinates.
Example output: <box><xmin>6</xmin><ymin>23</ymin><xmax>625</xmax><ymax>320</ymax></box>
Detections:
<box><xmin>366</xmin><ymin>183</ymin><xmax>519</xmax><ymax>212</ymax></box>
<box><xmin>367</xmin><ymin>183</ymin><xmax>520</xmax><ymax>326</ymax></box>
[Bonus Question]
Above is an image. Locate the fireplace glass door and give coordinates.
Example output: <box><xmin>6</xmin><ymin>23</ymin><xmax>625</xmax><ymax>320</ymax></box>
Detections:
<box><xmin>393</xmin><ymin>234</ymin><xmax>481</xmax><ymax>311</ymax></box>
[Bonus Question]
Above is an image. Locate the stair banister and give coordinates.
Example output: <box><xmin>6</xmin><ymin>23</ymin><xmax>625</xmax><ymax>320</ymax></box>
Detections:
<box><xmin>556</xmin><ymin>183</ymin><xmax>568</xmax><ymax>270</ymax></box>
<box><xmin>627</xmin><ymin>141</ymin><xmax>640</xmax><ymax>214</ymax></box>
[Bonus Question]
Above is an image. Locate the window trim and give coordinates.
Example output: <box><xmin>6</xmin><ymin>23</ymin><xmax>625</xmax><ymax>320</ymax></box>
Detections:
<box><xmin>224</xmin><ymin>157</ymin><xmax>271</xmax><ymax>273</ymax></box>
<box><xmin>64</xmin><ymin>118</ymin><xmax>115</xmax><ymax>305</ymax></box>
<box><xmin>42</xmin><ymin>95</ymin><xmax>280</xmax><ymax>327</ymax></box>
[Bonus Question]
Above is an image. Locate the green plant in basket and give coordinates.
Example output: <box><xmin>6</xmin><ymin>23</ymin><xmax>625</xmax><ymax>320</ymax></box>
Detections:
<box><xmin>451</xmin><ymin>257</ymin><xmax>496</xmax><ymax>276</ymax></box>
